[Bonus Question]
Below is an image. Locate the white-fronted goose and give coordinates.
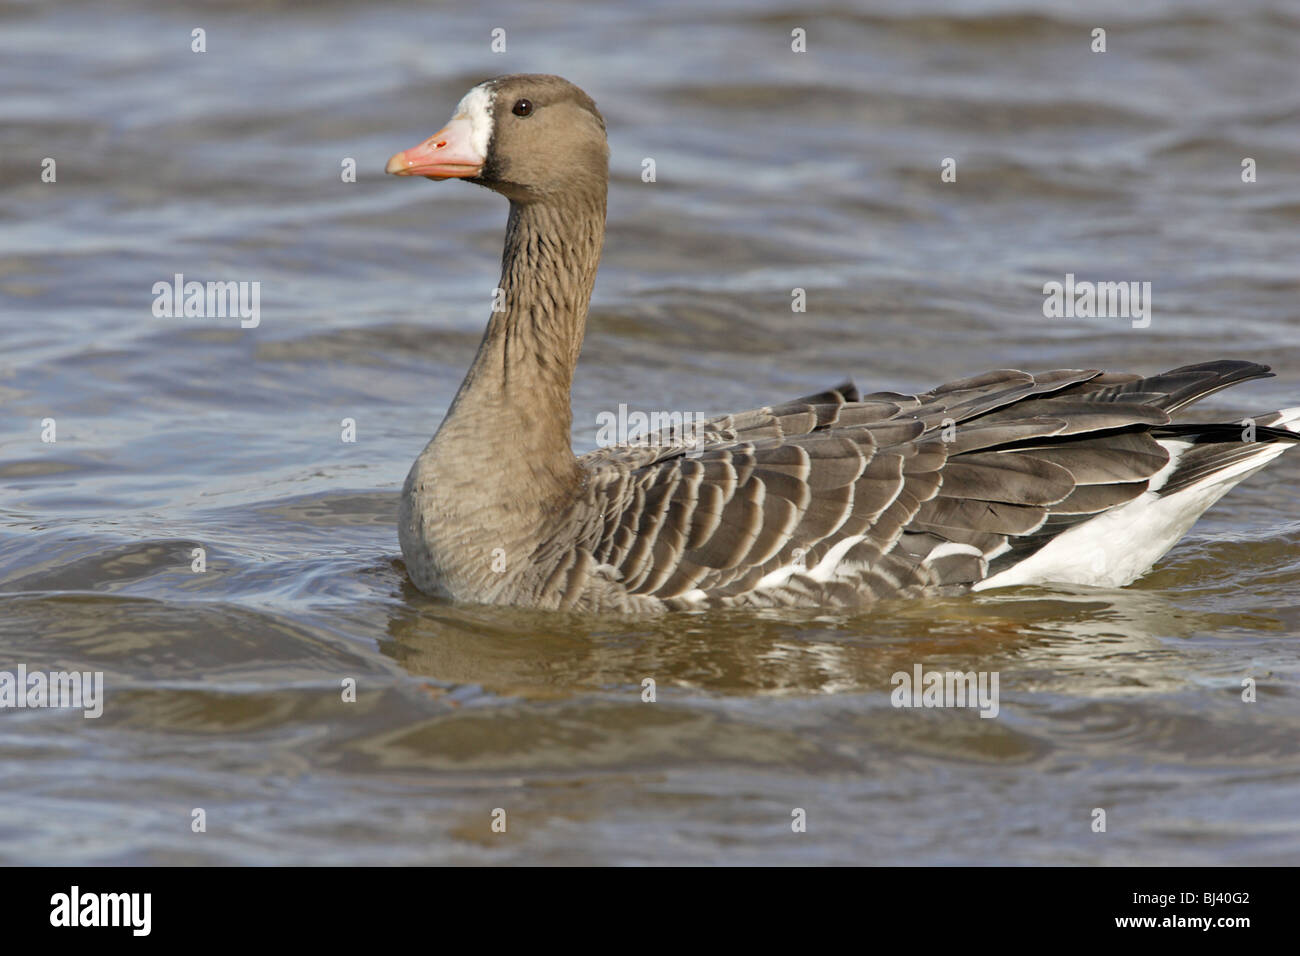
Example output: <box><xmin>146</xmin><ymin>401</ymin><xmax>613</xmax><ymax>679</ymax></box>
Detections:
<box><xmin>386</xmin><ymin>74</ymin><xmax>1299</xmax><ymax>613</ymax></box>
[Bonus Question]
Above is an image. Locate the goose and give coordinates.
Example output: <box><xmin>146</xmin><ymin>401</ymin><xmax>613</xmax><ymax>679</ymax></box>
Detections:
<box><xmin>385</xmin><ymin>74</ymin><xmax>1299</xmax><ymax>613</ymax></box>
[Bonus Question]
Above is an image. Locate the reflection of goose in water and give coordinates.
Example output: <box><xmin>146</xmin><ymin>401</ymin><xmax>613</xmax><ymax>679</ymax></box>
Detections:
<box><xmin>387</xmin><ymin>74</ymin><xmax>1299</xmax><ymax>612</ymax></box>
<box><xmin>959</xmin><ymin>586</ymin><xmax>1238</xmax><ymax>698</ymax></box>
<box><xmin>379</xmin><ymin>576</ymin><xmax>1234</xmax><ymax>702</ymax></box>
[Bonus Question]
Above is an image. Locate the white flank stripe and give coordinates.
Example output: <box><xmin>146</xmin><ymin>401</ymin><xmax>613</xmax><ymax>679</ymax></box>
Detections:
<box><xmin>808</xmin><ymin>534</ymin><xmax>869</xmax><ymax>583</ymax></box>
<box><xmin>1145</xmin><ymin>438</ymin><xmax>1191</xmax><ymax>493</ymax></box>
<box><xmin>751</xmin><ymin>534</ymin><xmax>870</xmax><ymax>592</ymax></box>
<box><xmin>924</xmin><ymin>542</ymin><xmax>983</xmax><ymax>564</ymax></box>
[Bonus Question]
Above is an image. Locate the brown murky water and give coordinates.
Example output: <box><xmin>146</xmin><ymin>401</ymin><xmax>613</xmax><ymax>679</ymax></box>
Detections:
<box><xmin>2</xmin><ymin>0</ymin><xmax>1299</xmax><ymax>864</ymax></box>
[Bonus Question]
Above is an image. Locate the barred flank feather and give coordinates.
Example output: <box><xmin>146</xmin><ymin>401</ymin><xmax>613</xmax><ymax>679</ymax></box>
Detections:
<box><xmin>545</xmin><ymin>360</ymin><xmax>1296</xmax><ymax>610</ymax></box>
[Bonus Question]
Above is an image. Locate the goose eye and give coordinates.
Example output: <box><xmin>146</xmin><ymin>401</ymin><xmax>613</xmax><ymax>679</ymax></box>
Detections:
<box><xmin>512</xmin><ymin>98</ymin><xmax>533</xmax><ymax>117</ymax></box>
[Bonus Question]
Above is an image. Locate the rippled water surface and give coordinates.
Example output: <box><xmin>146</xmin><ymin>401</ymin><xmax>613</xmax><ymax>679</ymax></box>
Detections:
<box><xmin>3</xmin><ymin>0</ymin><xmax>1299</xmax><ymax>864</ymax></box>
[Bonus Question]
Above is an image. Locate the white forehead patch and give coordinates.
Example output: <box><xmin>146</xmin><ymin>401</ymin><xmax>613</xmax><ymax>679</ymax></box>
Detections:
<box><xmin>453</xmin><ymin>84</ymin><xmax>496</xmax><ymax>159</ymax></box>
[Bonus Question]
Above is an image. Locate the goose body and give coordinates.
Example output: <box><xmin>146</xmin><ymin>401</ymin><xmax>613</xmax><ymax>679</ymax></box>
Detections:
<box><xmin>387</xmin><ymin>75</ymin><xmax>1298</xmax><ymax>613</ymax></box>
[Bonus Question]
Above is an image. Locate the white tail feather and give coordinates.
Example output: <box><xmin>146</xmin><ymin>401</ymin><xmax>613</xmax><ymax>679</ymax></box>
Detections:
<box><xmin>974</xmin><ymin>428</ymin><xmax>1295</xmax><ymax>590</ymax></box>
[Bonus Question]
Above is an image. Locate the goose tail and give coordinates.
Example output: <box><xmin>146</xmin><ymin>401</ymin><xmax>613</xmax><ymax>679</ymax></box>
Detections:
<box><xmin>974</xmin><ymin>403</ymin><xmax>1299</xmax><ymax>591</ymax></box>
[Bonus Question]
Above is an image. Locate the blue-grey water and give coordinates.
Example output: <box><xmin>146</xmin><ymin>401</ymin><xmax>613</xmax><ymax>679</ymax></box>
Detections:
<box><xmin>2</xmin><ymin>0</ymin><xmax>1299</xmax><ymax>864</ymax></box>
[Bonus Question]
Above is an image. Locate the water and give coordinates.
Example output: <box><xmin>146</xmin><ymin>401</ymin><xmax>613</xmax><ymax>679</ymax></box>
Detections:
<box><xmin>2</xmin><ymin>0</ymin><xmax>1299</xmax><ymax>864</ymax></box>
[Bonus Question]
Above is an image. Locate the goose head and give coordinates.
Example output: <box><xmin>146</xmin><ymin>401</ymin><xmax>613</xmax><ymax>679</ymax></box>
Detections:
<box><xmin>386</xmin><ymin>74</ymin><xmax>608</xmax><ymax>204</ymax></box>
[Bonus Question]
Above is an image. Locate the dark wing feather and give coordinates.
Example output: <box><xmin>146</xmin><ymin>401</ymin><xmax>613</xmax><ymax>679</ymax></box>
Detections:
<box><xmin>570</xmin><ymin>360</ymin><xmax>1276</xmax><ymax>608</ymax></box>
